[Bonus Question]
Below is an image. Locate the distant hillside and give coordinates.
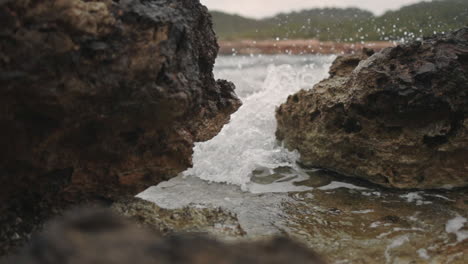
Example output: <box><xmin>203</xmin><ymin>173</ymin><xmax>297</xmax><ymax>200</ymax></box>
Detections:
<box><xmin>210</xmin><ymin>11</ymin><xmax>269</xmax><ymax>39</ymax></box>
<box><xmin>210</xmin><ymin>0</ymin><xmax>468</xmax><ymax>41</ymax></box>
<box><xmin>369</xmin><ymin>0</ymin><xmax>468</xmax><ymax>41</ymax></box>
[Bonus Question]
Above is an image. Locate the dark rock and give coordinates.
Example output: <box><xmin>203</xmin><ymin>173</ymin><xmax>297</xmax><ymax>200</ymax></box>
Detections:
<box><xmin>3</xmin><ymin>208</ymin><xmax>325</xmax><ymax>264</ymax></box>
<box><xmin>0</xmin><ymin>0</ymin><xmax>240</xmax><ymax>254</ymax></box>
<box><xmin>276</xmin><ymin>28</ymin><xmax>468</xmax><ymax>189</ymax></box>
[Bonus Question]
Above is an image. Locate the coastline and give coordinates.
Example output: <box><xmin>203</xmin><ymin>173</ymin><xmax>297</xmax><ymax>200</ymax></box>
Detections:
<box><xmin>219</xmin><ymin>39</ymin><xmax>396</xmax><ymax>55</ymax></box>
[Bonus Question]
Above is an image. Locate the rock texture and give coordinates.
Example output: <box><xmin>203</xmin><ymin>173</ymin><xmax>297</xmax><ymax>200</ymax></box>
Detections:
<box><xmin>0</xmin><ymin>0</ymin><xmax>240</xmax><ymax>254</ymax></box>
<box><xmin>4</xmin><ymin>208</ymin><xmax>325</xmax><ymax>264</ymax></box>
<box><xmin>276</xmin><ymin>28</ymin><xmax>468</xmax><ymax>189</ymax></box>
<box><xmin>111</xmin><ymin>197</ymin><xmax>246</xmax><ymax>237</ymax></box>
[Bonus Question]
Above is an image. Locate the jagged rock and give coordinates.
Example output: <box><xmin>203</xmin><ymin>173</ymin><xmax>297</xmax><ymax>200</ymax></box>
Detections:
<box><xmin>4</xmin><ymin>208</ymin><xmax>325</xmax><ymax>264</ymax></box>
<box><xmin>276</xmin><ymin>28</ymin><xmax>468</xmax><ymax>189</ymax></box>
<box><xmin>0</xmin><ymin>0</ymin><xmax>240</xmax><ymax>254</ymax></box>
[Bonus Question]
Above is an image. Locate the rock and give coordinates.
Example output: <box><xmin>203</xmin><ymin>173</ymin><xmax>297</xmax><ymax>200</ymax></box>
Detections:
<box><xmin>111</xmin><ymin>197</ymin><xmax>246</xmax><ymax>237</ymax></box>
<box><xmin>4</xmin><ymin>207</ymin><xmax>325</xmax><ymax>264</ymax></box>
<box><xmin>276</xmin><ymin>28</ymin><xmax>468</xmax><ymax>189</ymax></box>
<box><xmin>0</xmin><ymin>0</ymin><xmax>240</xmax><ymax>255</ymax></box>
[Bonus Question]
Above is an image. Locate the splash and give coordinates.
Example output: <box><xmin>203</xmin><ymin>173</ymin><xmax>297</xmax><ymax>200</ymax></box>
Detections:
<box><xmin>183</xmin><ymin>55</ymin><xmax>333</xmax><ymax>190</ymax></box>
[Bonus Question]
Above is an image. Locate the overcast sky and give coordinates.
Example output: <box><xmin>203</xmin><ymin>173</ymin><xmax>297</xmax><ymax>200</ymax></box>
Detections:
<box><xmin>200</xmin><ymin>0</ymin><xmax>426</xmax><ymax>18</ymax></box>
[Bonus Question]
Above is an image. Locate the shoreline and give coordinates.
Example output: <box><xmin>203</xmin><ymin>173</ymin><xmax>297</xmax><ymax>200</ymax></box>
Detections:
<box><xmin>219</xmin><ymin>39</ymin><xmax>396</xmax><ymax>55</ymax></box>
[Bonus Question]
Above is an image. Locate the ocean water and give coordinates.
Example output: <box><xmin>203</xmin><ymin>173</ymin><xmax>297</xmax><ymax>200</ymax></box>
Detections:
<box><xmin>184</xmin><ymin>54</ymin><xmax>335</xmax><ymax>191</ymax></box>
<box><xmin>137</xmin><ymin>54</ymin><xmax>468</xmax><ymax>263</ymax></box>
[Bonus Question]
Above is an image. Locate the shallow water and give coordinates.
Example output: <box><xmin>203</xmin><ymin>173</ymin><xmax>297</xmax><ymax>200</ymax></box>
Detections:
<box><xmin>138</xmin><ymin>55</ymin><xmax>468</xmax><ymax>263</ymax></box>
<box><xmin>138</xmin><ymin>171</ymin><xmax>468</xmax><ymax>263</ymax></box>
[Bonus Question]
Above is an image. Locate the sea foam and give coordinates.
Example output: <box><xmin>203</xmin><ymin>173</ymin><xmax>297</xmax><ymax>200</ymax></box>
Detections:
<box><xmin>183</xmin><ymin>55</ymin><xmax>333</xmax><ymax>190</ymax></box>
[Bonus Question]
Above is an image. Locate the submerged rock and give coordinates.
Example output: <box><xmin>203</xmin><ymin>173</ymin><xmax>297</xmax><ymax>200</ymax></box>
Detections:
<box><xmin>0</xmin><ymin>0</ymin><xmax>240</xmax><ymax>254</ymax></box>
<box><xmin>4</xmin><ymin>208</ymin><xmax>325</xmax><ymax>264</ymax></box>
<box><xmin>276</xmin><ymin>28</ymin><xmax>468</xmax><ymax>189</ymax></box>
<box><xmin>134</xmin><ymin>171</ymin><xmax>468</xmax><ymax>264</ymax></box>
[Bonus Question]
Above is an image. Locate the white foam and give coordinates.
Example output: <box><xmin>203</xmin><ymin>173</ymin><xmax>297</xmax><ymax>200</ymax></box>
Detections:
<box><xmin>427</xmin><ymin>194</ymin><xmax>455</xmax><ymax>202</ymax></box>
<box><xmin>245</xmin><ymin>173</ymin><xmax>313</xmax><ymax>194</ymax></box>
<box><xmin>351</xmin><ymin>209</ymin><xmax>374</xmax><ymax>214</ymax></box>
<box><xmin>446</xmin><ymin>215</ymin><xmax>468</xmax><ymax>242</ymax></box>
<box><xmin>417</xmin><ymin>248</ymin><xmax>430</xmax><ymax>260</ymax></box>
<box><xmin>184</xmin><ymin>55</ymin><xmax>334</xmax><ymax>189</ymax></box>
<box><xmin>399</xmin><ymin>192</ymin><xmax>432</xmax><ymax>205</ymax></box>
<box><xmin>385</xmin><ymin>235</ymin><xmax>410</xmax><ymax>264</ymax></box>
<box><xmin>318</xmin><ymin>181</ymin><xmax>368</xmax><ymax>191</ymax></box>
<box><xmin>361</xmin><ymin>191</ymin><xmax>382</xmax><ymax>197</ymax></box>
<box><xmin>377</xmin><ymin>227</ymin><xmax>424</xmax><ymax>239</ymax></box>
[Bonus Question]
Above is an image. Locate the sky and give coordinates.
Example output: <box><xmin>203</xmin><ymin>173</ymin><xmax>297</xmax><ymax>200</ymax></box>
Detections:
<box><xmin>200</xmin><ymin>0</ymin><xmax>426</xmax><ymax>18</ymax></box>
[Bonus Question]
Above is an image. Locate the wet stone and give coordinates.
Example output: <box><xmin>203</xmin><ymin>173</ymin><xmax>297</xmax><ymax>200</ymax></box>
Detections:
<box><xmin>137</xmin><ymin>170</ymin><xmax>468</xmax><ymax>264</ymax></box>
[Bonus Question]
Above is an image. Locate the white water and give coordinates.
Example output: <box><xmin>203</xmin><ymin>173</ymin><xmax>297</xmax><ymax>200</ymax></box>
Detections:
<box><xmin>446</xmin><ymin>215</ymin><xmax>468</xmax><ymax>242</ymax></box>
<box><xmin>136</xmin><ymin>54</ymin><xmax>468</xmax><ymax>263</ymax></box>
<box><xmin>184</xmin><ymin>55</ymin><xmax>334</xmax><ymax>190</ymax></box>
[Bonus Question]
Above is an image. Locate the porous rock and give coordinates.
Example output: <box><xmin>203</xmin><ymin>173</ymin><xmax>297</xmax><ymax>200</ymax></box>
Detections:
<box><xmin>0</xmin><ymin>0</ymin><xmax>240</xmax><ymax>253</ymax></box>
<box><xmin>276</xmin><ymin>28</ymin><xmax>468</xmax><ymax>189</ymax></box>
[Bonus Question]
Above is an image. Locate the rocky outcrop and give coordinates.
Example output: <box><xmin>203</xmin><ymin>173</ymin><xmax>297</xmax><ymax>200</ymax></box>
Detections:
<box><xmin>5</xmin><ymin>208</ymin><xmax>325</xmax><ymax>264</ymax></box>
<box><xmin>0</xmin><ymin>0</ymin><xmax>240</xmax><ymax>254</ymax></box>
<box><xmin>276</xmin><ymin>28</ymin><xmax>468</xmax><ymax>189</ymax></box>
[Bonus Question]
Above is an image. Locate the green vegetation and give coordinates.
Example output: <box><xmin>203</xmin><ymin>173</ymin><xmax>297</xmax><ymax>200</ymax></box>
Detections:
<box><xmin>211</xmin><ymin>0</ymin><xmax>468</xmax><ymax>41</ymax></box>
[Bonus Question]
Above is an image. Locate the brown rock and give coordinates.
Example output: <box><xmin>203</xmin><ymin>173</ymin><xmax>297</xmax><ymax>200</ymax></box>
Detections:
<box><xmin>276</xmin><ymin>28</ymin><xmax>468</xmax><ymax>189</ymax></box>
<box><xmin>0</xmin><ymin>0</ymin><xmax>240</xmax><ymax>254</ymax></box>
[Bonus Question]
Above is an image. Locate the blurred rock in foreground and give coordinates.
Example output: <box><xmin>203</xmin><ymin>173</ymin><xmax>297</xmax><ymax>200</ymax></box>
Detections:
<box><xmin>4</xmin><ymin>208</ymin><xmax>325</xmax><ymax>264</ymax></box>
<box><xmin>0</xmin><ymin>0</ymin><xmax>240</xmax><ymax>254</ymax></box>
<box><xmin>276</xmin><ymin>28</ymin><xmax>468</xmax><ymax>189</ymax></box>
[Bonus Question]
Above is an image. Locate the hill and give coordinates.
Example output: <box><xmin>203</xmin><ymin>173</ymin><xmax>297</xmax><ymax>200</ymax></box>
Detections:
<box><xmin>210</xmin><ymin>11</ymin><xmax>270</xmax><ymax>39</ymax></box>
<box><xmin>210</xmin><ymin>0</ymin><xmax>468</xmax><ymax>41</ymax></box>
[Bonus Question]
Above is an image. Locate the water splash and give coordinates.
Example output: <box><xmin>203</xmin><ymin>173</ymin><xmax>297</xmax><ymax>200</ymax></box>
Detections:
<box><xmin>183</xmin><ymin>56</ymin><xmax>333</xmax><ymax>190</ymax></box>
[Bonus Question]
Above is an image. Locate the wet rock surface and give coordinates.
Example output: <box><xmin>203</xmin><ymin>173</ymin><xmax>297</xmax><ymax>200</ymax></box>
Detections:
<box><xmin>286</xmin><ymin>170</ymin><xmax>468</xmax><ymax>264</ymax></box>
<box><xmin>3</xmin><ymin>208</ymin><xmax>325</xmax><ymax>264</ymax></box>
<box><xmin>0</xmin><ymin>0</ymin><xmax>240</xmax><ymax>255</ymax></box>
<box><xmin>276</xmin><ymin>28</ymin><xmax>468</xmax><ymax>189</ymax></box>
<box><xmin>136</xmin><ymin>171</ymin><xmax>468</xmax><ymax>264</ymax></box>
<box><xmin>112</xmin><ymin>197</ymin><xmax>246</xmax><ymax>237</ymax></box>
